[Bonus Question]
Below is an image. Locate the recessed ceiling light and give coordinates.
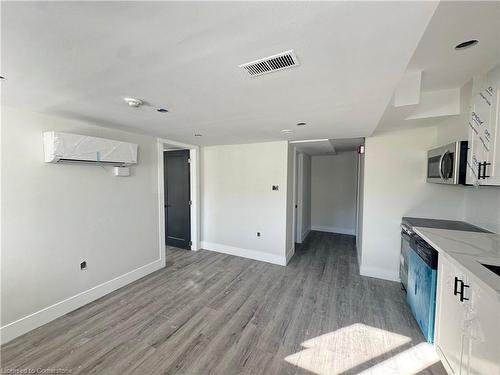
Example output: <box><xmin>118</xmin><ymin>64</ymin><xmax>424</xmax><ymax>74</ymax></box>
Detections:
<box><xmin>296</xmin><ymin>122</ymin><xmax>306</xmax><ymax>126</ymax></box>
<box><xmin>123</xmin><ymin>97</ymin><xmax>143</xmax><ymax>107</ymax></box>
<box><xmin>455</xmin><ymin>40</ymin><xmax>478</xmax><ymax>50</ymax></box>
<box><xmin>194</xmin><ymin>134</ymin><xmax>202</xmax><ymax>137</ymax></box>
<box><xmin>157</xmin><ymin>108</ymin><xmax>168</xmax><ymax>113</ymax></box>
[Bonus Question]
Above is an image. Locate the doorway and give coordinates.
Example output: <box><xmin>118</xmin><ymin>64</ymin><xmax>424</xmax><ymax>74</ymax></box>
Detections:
<box><xmin>164</xmin><ymin>150</ymin><xmax>191</xmax><ymax>249</ymax></box>
<box><xmin>157</xmin><ymin>138</ymin><xmax>200</xmax><ymax>259</ymax></box>
<box><xmin>290</xmin><ymin>138</ymin><xmax>364</xmax><ymax>246</ymax></box>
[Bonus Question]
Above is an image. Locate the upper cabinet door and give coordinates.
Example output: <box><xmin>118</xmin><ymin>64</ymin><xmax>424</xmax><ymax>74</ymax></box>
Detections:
<box><xmin>467</xmin><ymin>64</ymin><xmax>500</xmax><ymax>186</ymax></box>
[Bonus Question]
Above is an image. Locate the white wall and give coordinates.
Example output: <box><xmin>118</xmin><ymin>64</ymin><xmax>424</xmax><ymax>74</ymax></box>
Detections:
<box><xmin>200</xmin><ymin>141</ymin><xmax>289</xmax><ymax>265</ymax></box>
<box><xmin>434</xmin><ymin>80</ymin><xmax>471</xmax><ymax>146</ymax></box>
<box><xmin>1</xmin><ymin>108</ymin><xmax>162</xmax><ymax>343</ymax></box>
<box><xmin>301</xmin><ymin>153</ymin><xmax>312</xmax><ymax>240</ymax></box>
<box><xmin>311</xmin><ymin>152</ymin><xmax>358</xmax><ymax>235</ymax></box>
<box><xmin>464</xmin><ymin>187</ymin><xmax>500</xmax><ymax>233</ymax></box>
<box><xmin>360</xmin><ymin>126</ymin><xmax>466</xmax><ymax>281</ymax></box>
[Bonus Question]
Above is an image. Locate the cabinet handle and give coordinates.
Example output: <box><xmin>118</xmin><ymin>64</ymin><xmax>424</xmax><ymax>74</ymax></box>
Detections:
<box><xmin>460</xmin><ymin>282</ymin><xmax>470</xmax><ymax>302</ymax></box>
<box><xmin>483</xmin><ymin>162</ymin><xmax>491</xmax><ymax>179</ymax></box>
<box><xmin>478</xmin><ymin>161</ymin><xmax>491</xmax><ymax>179</ymax></box>
<box><xmin>454</xmin><ymin>277</ymin><xmax>461</xmax><ymax>295</ymax></box>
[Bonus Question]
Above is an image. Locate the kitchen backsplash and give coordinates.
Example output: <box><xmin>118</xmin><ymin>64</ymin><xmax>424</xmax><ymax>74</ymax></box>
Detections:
<box><xmin>464</xmin><ymin>186</ymin><xmax>500</xmax><ymax>233</ymax></box>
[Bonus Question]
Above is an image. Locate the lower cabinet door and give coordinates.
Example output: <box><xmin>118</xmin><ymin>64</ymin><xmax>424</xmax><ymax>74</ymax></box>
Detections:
<box><xmin>461</xmin><ymin>284</ymin><xmax>500</xmax><ymax>375</ymax></box>
<box><xmin>435</xmin><ymin>256</ymin><xmax>468</xmax><ymax>374</ymax></box>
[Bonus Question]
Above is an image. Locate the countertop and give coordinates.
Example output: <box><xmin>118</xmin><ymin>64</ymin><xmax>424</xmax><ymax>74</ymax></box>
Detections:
<box><xmin>414</xmin><ymin>227</ymin><xmax>500</xmax><ymax>299</ymax></box>
<box><xmin>402</xmin><ymin>217</ymin><xmax>489</xmax><ymax>232</ymax></box>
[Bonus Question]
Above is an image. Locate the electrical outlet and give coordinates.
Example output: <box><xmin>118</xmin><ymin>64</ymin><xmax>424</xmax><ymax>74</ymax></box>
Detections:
<box><xmin>257</xmin><ymin>232</ymin><xmax>261</xmax><ymax>237</ymax></box>
<box><xmin>80</xmin><ymin>261</ymin><xmax>87</xmax><ymax>270</ymax></box>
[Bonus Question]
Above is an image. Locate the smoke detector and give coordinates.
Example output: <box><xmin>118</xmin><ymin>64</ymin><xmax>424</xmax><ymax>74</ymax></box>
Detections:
<box><xmin>123</xmin><ymin>97</ymin><xmax>144</xmax><ymax>108</ymax></box>
<box><xmin>239</xmin><ymin>50</ymin><xmax>300</xmax><ymax>77</ymax></box>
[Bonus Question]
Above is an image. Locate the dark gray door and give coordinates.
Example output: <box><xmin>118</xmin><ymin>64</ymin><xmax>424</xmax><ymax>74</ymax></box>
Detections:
<box><xmin>164</xmin><ymin>150</ymin><xmax>191</xmax><ymax>249</ymax></box>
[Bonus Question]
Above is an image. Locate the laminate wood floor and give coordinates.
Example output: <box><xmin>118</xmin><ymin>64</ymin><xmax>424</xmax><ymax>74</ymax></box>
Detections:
<box><xmin>1</xmin><ymin>232</ymin><xmax>446</xmax><ymax>375</ymax></box>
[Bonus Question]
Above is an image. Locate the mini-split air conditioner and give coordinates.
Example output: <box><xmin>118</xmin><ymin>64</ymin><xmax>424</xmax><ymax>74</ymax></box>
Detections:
<box><xmin>43</xmin><ymin>131</ymin><xmax>138</xmax><ymax>166</ymax></box>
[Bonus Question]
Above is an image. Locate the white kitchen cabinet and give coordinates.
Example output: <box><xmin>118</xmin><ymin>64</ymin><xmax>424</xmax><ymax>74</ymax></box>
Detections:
<box><xmin>461</xmin><ymin>282</ymin><xmax>500</xmax><ymax>375</ymax></box>
<box><xmin>466</xmin><ymin>64</ymin><xmax>500</xmax><ymax>186</ymax></box>
<box><xmin>435</xmin><ymin>255</ymin><xmax>500</xmax><ymax>375</ymax></box>
<box><xmin>435</xmin><ymin>256</ymin><xmax>469</xmax><ymax>374</ymax></box>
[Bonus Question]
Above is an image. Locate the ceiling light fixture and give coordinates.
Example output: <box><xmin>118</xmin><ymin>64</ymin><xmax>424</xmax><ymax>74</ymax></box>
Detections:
<box><xmin>296</xmin><ymin>122</ymin><xmax>307</xmax><ymax>126</ymax></box>
<box><xmin>455</xmin><ymin>40</ymin><xmax>478</xmax><ymax>50</ymax></box>
<box><xmin>194</xmin><ymin>134</ymin><xmax>202</xmax><ymax>137</ymax></box>
<box><xmin>123</xmin><ymin>97</ymin><xmax>144</xmax><ymax>108</ymax></box>
<box><xmin>156</xmin><ymin>108</ymin><xmax>168</xmax><ymax>113</ymax></box>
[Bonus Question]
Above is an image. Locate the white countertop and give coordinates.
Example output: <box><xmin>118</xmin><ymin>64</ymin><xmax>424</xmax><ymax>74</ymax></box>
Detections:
<box><xmin>413</xmin><ymin>227</ymin><xmax>500</xmax><ymax>298</ymax></box>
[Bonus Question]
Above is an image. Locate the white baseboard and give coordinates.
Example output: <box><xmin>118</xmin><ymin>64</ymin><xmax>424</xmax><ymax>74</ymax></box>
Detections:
<box><xmin>201</xmin><ymin>241</ymin><xmax>286</xmax><ymax>266</ymax></box>
<box><xmin>311</xmin><ymin>225</ymin><xmax>355</xmax><ymax>236</ymax></box>
<box><xmin>436</xmin><ymin>344</ymin><xmax>454</xmax><ymax>375</ymax></box>
<box><xmin>0</xmin><ymin>258</ymin><xmax>164</xmax><ymax>344</ymax></box>
<box><xmin>359</xmin><ymin>264</ymin><xmax>399</xmax><ymax>282</ymax></box>
<box><xmin>286</xmin><ymin>246</ymin><xmax>295</xmax><ymax>265</ymax></box>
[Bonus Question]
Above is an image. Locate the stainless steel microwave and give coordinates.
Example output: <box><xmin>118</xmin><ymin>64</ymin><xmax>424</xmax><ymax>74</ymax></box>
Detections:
<box><xmin>427</xmin><ymin>141</ymin><xmax>468</xmax><ymax>184</ymax></box>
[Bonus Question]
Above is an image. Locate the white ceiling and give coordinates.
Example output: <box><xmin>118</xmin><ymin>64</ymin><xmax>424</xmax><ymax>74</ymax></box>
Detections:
<box><xmin>293</xmin><ymin>140</ymin><xmax>336</xmax><ymax>156</ymax></box>
<box><xmin>376</xmin><ymin>1</ymin><xmax>500</xmax><ymax>132</ymax></box>
<box><xmin>1</xmin><ymin>1</ymin><xmax>438</xmax><ymax>145</ymax></box>
<box><xmin>293</xmin><ymin>137</ymin><xmax>363</xmax><ymax>156</ymax></box>
<box><xmin>408</xmin><ymin>1</ymin><xmax>500</xmax><ymax>92</ymax></box>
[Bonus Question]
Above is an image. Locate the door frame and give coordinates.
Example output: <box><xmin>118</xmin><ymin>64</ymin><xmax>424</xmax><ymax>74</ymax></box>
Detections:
<box><xmin>287</xmin><ymin>143</ymin><xmax>298</xmax><ymax>262</ymax></box>
<box><xmin>164</xmin><ymin>149</ymin><xmax>191</xmax><ymax>249</ymax></box>
<box><xmin>355</xmin><ymin>143</ymin><xmax>365</xmax><ymax>267</ymax></box>
<box><xmin>295</xmin><ymin>152</ymin><xmax>305</xmax><ymax>243</ymax></box>
<box><xmin>157</xmin><ymin>138</ymin><xmax>200</xmax><ymax>259</ymax></box>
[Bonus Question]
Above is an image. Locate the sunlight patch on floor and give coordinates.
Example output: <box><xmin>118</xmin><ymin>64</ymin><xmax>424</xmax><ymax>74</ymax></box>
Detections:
<box><xmin>284</xmin><ymin>323</ymin><xmax>439</xmax><ymax>375</ymax></box>
<box><xmin>358</xmin><ymin>342</ymin><xmax>439</xmax><ymax>374</ymax></box>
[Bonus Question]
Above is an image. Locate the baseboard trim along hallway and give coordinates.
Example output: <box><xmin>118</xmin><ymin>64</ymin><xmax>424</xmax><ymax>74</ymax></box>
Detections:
<box><xmin>359</xmin><ymin>264</ymin><xmax>400</xmax><ymax>282</ymax></box>
<box><xmin>310</xmin><ymin>225</ymin><xmax>355</xmax><ymax>236</ymax></box>
<box><xmin>201</xmin><ymin>241</ymin><xmax>287</xmax><ymax>266</ymax></box>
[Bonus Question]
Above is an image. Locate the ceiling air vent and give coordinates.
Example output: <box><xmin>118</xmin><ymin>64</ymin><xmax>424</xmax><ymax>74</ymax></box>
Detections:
<box><xmin>239</xmin><ymin>50</ymin><xmax>300</xmax><ymax>77</ymax></box>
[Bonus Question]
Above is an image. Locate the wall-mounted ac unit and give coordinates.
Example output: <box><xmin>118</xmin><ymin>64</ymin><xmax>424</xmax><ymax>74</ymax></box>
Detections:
<box><xmin>43</xmin><ymin>131</ymin><xmax>138</xmax><ymax>166</ymax></box>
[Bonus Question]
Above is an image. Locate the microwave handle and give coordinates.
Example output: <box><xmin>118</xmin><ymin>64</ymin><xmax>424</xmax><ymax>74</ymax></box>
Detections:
<box><xmin>438</xmin><ymin>152</ymin><xmax>447</xmax><ymax>179</ymax></box>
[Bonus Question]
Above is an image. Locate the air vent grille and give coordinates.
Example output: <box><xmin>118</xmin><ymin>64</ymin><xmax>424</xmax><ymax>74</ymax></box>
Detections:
<box><xmin>239</xmin><ymin>50</ymin><xmax>300</xmax><ymax>77</ymax></box>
